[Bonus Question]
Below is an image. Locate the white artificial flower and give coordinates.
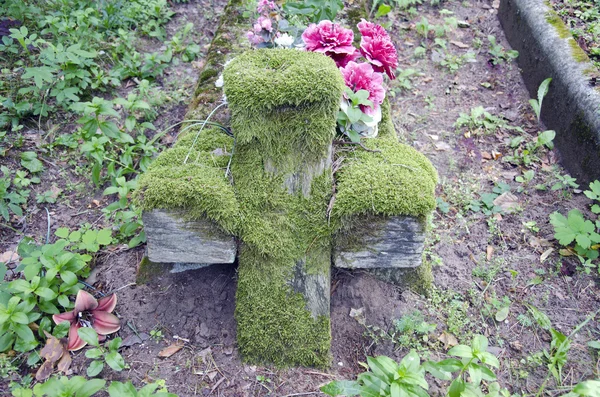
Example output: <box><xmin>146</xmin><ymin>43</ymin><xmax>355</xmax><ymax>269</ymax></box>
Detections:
<box><xmin>275</xmin><ymin>33</ymin><xmax>294</xmax><ymax>48</ymax></box>
<box><xmin>215</xmin><ymin>74</ymin><xmax>224</xmax><ymax>88</ymax></box>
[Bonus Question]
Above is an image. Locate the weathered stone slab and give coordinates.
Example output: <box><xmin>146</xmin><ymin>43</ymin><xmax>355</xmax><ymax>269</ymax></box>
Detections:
<box><xmin>333</xmin><ymin>216</ymin><xmax>425</xmax><ymax>269</ymax></box>
<box><xmin>142</xmin><ymin>209</ymin><xmax>236</xmax><ymax>264</ymax></box>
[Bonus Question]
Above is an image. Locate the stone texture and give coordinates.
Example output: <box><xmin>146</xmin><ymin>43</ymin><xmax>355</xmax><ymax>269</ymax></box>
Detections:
<box><xmin>499</xmin><ymin>0</ymin><xmax>600</xmax><ymax>183</ymax></box>
<box><xmin>289</xmin><ymin>259</ymin><xmax>330</xmax><ymax>318</ymax></box>
<box><xmin>333</xmin><ymin>216</ymin><xmax>425</xmax><ymax>269</ymax></box>
<box><xmin>142</xmin><ymin>209</ymin><xmax>236</xmax><ymax>264</ymax></box>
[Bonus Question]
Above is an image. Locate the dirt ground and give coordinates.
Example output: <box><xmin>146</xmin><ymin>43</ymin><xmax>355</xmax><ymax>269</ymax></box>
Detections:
<box><xmin>3</xmin><ymin>0</ymin><xmax>600</xmax><ymax>396</ymax></box>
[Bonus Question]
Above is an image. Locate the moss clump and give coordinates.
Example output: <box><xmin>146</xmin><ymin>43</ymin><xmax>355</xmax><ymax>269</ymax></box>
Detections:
<box><xmin>133</xmin><ymin>127</ymin><xmax>240</xmax><ymax>234</ymax></box>
<box><xmin>332</xmin><ymin>101</ymin><xmax>438</xmax><ymax>220</ymax></box>
<box><xmin>223</xmin><ymin>49</ymin><xmax>345</xmax><ymax>164</ymax></box>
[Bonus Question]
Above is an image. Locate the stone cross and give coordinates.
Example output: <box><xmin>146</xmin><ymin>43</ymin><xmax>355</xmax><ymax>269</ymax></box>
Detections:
<box><xmin>136</xmin><ymin>49</ymin><xmax>437</xmax><ymax>367</ymax></box>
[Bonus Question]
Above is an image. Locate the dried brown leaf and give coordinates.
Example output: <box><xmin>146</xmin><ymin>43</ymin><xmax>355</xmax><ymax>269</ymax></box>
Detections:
<box><xmin>438</xmin><ymin>331</ymin><xmax>458</xmax><ymax>348</ymax></box>
<box><xmin>56</xmin><ymin>352</ymin><xmax>72</xmax><ymax>374</ymax></box>
<box><xmin>486</xmin><ymin>246</ymin><xmax>494</xmax><ymax>261</ymax></box>
<box><xmin>540</xmin><ymin>248</ymin><xmax>554</xmax><ymax>263</ymax></box>
<box><xmin>40</xmin><ymin>336</ymin><xmax>65</xmax><ymax>363</ymax></box>
<box><xmin>35</xmin><ymin>360</ymin><xmax>55</xmax><ymax>382</ymax></box>
<box><xmin>158</xmin><ymin>342</ymin><xmax>184</xmax><ymax>358</ymax></box>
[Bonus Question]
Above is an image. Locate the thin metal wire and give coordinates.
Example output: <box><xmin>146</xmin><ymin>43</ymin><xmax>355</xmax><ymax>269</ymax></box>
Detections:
<box><xmin>183</xmin><ymin>102</ymin><xmax>228</xmax><ymax>164</ymax></box>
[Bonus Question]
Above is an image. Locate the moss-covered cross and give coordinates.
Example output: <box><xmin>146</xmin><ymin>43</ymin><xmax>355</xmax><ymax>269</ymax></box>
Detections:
<box><xmin>136</xmin><ymin>49</ymin><xmax>437</xmax><ymax>367</ymax></box>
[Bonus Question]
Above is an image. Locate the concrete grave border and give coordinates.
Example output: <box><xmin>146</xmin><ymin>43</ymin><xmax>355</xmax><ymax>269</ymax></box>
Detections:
<box><xmin>499</xmin><ymin>0</ymin><xmax>600</xmax><ymax>183</ymax></box>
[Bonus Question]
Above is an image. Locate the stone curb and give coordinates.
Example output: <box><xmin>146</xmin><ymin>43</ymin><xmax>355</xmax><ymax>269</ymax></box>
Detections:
<box><xmin>499</xmin><ymin>0</ymin><xmax>600</xmax><ymax>183</ymax></box>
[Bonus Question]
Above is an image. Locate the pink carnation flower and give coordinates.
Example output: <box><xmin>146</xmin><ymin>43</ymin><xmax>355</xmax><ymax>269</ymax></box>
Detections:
<box><xmin>302</xmin><ymin>20</ymin><xmax>357</xmax><ymax>67</ymax></box>
<box><xmin>340</xmin><ymin>61</ymin><xmax>385</xmax><ymax>115</ymax></box>
<box><xmin>357</xmin><ymin>19</ymin><xmax>388</xmax><ymax>39</ymax></box>
<box><xmin>254</xmin><ymin>16</ymin><xmax>272</xmax><ymax>33</ymax></box>
<box><xmin>246</xmin><ymin>31</ymin><xmax>264</xmax><ymax>45</ymax></box>
<box><xmin>257</xmin><ymin>0</ymin><xmax>276</xmax><ymax>14</ymax></box>
<box><xmin>360</xmin><ymin>35</ymin><xmax>398</xmax><ymax>80</ymax></box>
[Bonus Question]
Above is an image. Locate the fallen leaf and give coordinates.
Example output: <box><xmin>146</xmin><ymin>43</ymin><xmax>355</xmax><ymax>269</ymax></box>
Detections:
<box><xmin>450</xmin><ymin>40</ymin><xmax>469</xmax><ymax>49</ymax></box>
<box><xmin>529</xmin><ymin>237</ymin><xmax>552</xmax><ymax>249</ymax></box>
<box><xmin>435</xmin><ymin>142</ymin><xmax>451</xmax><ymax>151</ymax></box>
<box><xmin>56</xmin><ymin>352</ymin><xmax>72</xmax><ymax>374</ymax></box>
<box><xmin>0</xmin><ymin>251</ymin><xmax>19</xmax><ymax>263</ymax></box>
<box><xmin>198</xmin><ymin>347</ymin><xmax>212</xmax><ymax>363</ymax></box>
<box><xmin>36</xmin><ymin>360</ymin><xmax>55</xmax><ymax>381</ymax></box>
<box><xmin>486</xmin><ymin>246</ymin><xmax>494</xmax><ymax>261</ymax></box>
<box><xmin>40</xmin><ymin>335</ymin><xmax>64</xmax><ymax>363</ymax></box>
<box><xmin>559</xmin><ymin>248</ymin><xmax>575</xmax><ymax>257</ymax></box>
<box><xmin>491</xmin><ymin>150</ymin><xmax>502</xmax><ymax>160</ymax></box>
<box><xmin>92</xmin><ymin>199</ymin><xmax>101</xmax><ymax>207</ymax></box>
<box><xmin>438</xmin><ymin>331</ymin><xmax>458</xmax><ymax>348</ymax></box>
<box><xmin>349</xmin><ymin>307</ymin><xmax>366</xmax><ymax>326</ymax></box>
<box><xmin>540</xmin><ymin>248</ymin><xmax>554</xmax><ymax>263</ymax></box>
<box><xmin>482</xmin><ymin>151</ymin><xmax>492</xmax><ymax>160</ymax></box>
<box><xmin>493</xmin><ymin>192</ymin><xmax>520</xmax><ymax>213</ymax></box>
<box><xmin>509</xmin><ymin>340</ymin><xmax>523</xmax><ymax>352</ymax></box>
<box><xmin>492</xmin><ymin>0</ymin><xmax>500</xmax><ymax>8</ymax></box>
<box><xmin>158</xmin><ymin>342</ymin><xmax>184</xmax><ymax>358</ymax></box>
<box><xmin>495</xmin><ymin>306</ymin><xmax>509</xmax><ymax>322</ymax></box>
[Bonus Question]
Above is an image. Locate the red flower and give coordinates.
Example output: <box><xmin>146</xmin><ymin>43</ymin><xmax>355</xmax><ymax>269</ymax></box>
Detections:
<box><xmin>52</xmin><ymin>290</ymin><xmax>120</xmax><ymax>351</ymax></box>
<box><xmin>360</xmin><ymin>35</ymin><xmax>398</xmax><ymax>80</ymax></box>
<box><xmin>357</xmin><ymin>18</ymin><xmax>388</xmax><ymax>39</ymax></box>
<box><xmin>302</xmin><ymin>20</ymin><xmax>357</xmax><ymax>67</ymax></box>
<box><xmin>340</xmin><ymin>61</ymin><xmax>385</xmax><ymax>115</ymax></box>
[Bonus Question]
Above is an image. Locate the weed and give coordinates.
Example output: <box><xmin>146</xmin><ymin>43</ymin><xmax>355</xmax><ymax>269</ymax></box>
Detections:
<box><xmin>487</xmin><ymin>35</ymin><xmax>519</xmax><ymax>65</ymax></box>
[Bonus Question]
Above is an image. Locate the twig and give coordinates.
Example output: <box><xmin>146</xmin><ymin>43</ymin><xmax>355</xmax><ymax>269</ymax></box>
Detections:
<box><xmin>209</xmin><ymin>376</ymin><xmax>226</xmax><ymax>394</ymax></box>
<box><xmin>107</xmin><ymin>282</ymin><xmax>136</xmax><ymax>294</ymax></box>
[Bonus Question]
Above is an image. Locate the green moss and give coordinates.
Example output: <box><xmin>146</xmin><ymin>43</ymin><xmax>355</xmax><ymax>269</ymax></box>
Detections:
<box><xmin>545</xmin><ymin>10</ymin><xmax>590</xmax><ymax>63</ymax></box>
<box><xmin>332</xmin><ymin>102</ymin><xmax>438</xmax><ymax>220</ymax></box>
<box><xmin>133</xmin><ymin>127</ymin><xmax>240</xmax><ymax>234</ymax></box>
<box><xmin>198</xmin><ymin>68</ymin><xmax>218</xmax><ymax>85</ymax></box>
<box><xmin>136</xmin><ymin>257</ymin><xmax>166</xmax><ymax>284</ymax></box>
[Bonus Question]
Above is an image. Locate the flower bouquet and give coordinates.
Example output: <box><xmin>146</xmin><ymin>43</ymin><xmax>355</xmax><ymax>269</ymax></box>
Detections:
<box><xmin>243</xmin><ymin>0</ymin><xmax>398</xmax><ymax>141</ymax></box>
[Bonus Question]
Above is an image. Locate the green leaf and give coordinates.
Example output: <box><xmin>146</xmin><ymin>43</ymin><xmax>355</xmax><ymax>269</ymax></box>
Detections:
<box><xmin>108</xmin><ymin>381</ymin><xmax>138</xmax><ymax>397</ymax></box>
<box><xmin>85</xmin><ymin>347</ymin><xmax>104</xmax><ymax>359</ymax></box>
<box><xmin>573</xmin><ymin>380</ymin><xmax>600</xmax><ymax>397</ymax></box>
<box><xmin>0</xmin><ymin>332</ymin><xmax>15</xmax><ymax>352</ymax></box>
<box><xmin>20</xmin><ymin>151</ymin><xmax>44</xmax><ymax>173</ymax></box>
<box><xmin>78</xmin><ymin>327</ymin><xmax>100</xmax><ymax>347</ymax></box>
<box><xmin>448</xmin><ymin>344</ymin><xmax>473</xmax><ymax>358</ymax></box>
<box><xmin>105</xmin><ymin>351</ymin><xmax>126</xmax><ymax>371</ymax></box>
<box><xmin>34</xmin><ymin>287</ymin><xmax>57</xmax><ymax>300</ymax></box>
<box><xmin>495</xmin><ymin>306</ymin><xmax>509</xmax><ymax>322</ymax></box>
<box><xmin>587</xmin><ymin>340</ymin><xmax>600</xmax><ymax>349</ymax></box>
<box><xmin>76</xmin><ymin>378</ymin><xmax>106</xmax><ymax>397</ymax></box>
<box><xmin>11</xmin><ymin>311</ymin><xmax>30</xmax><ymax>325</ymax></box>
<box><xmin>448</xmin><ymin>378</ymin><xmax>465</xmax><ymax>397</ymax></box>
<box><xmin>320</xmin><ymin>380</ymin><xmax>362</xmax><ymax>396</ymax></box>
<box><xmin>13</xmin><ymin>323</ymin><xmax>35</xmax><ymax>342</ymax></box>
<box><xmin>96</xmin><ymin>229</ymin><xmax>112</xmax><ymax>246</ymax></box>
<box><xmin>55</xmin><ymin>227</ymin><xmax>70</xmax><ymax>239</ymax></box>
<box><xmin>86</xmin><ymin>360</ymin><xmax>104</xmax><ymax>377</ymax></box>
<box><xmin>60</xmin><ymin>271</ymin><xmax>78</xmax><ymax>286</ymax></box>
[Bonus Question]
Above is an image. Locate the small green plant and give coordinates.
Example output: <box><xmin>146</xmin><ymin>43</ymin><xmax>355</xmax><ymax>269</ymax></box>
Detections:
<box><xmin>78</xmin><ymin>328</ymin><xmax>126</xmax><ymax>377</ymax></box>
<box><xmin>454</xmin><ymin>106</ymin><xmax>520</xmax><ymax>136</ymax></box>
<box><xmin>487</xmin><ymin>35</ymin><xmax>519</xmax><ymax>65</ymax></box>
<box><xmin>283</xmin><ymin>0</ymin><xmax>344</xmax><ymax>24</ymax></box>
<box><xmin>504</xmin><ymin>130</ymin><xmax>555</xmax><ymax>167</ymax></box>
<box><xmin>391</xmin><ymin>311</ymin><xmax>437</xmax><ymax>348</ymax></box>
<box><xmin>550</xmin><ymin>209</ymin><xmax>600</xmax><ymax>261</ymax></box>
<box><xmin>150</xmin><ymin>329</ymin><xmax>164</xmax><ymax>340</ymax></box>
<box><xmin>10</xmin><ymin>376</ymin><xmax>105</xmax><ymax>397</ymax></box>
<box><xmin>322</xmin><ymin>335</ymin><xmax>505</xmax><ymax>397</ymax></box>
<box><xmin>468</xmin><ymin>182</ymin><xmax>512</xmax><ymax>215</ymax></box>
<box><xmin>529</xmin><ymin>78</ymin><xmax>552</xmax><ymax>123</ymax></box>
<box><xmin>108</xmin><ymin>380</ymin><xmax>177</xmax><ymax>397</ymax></box>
